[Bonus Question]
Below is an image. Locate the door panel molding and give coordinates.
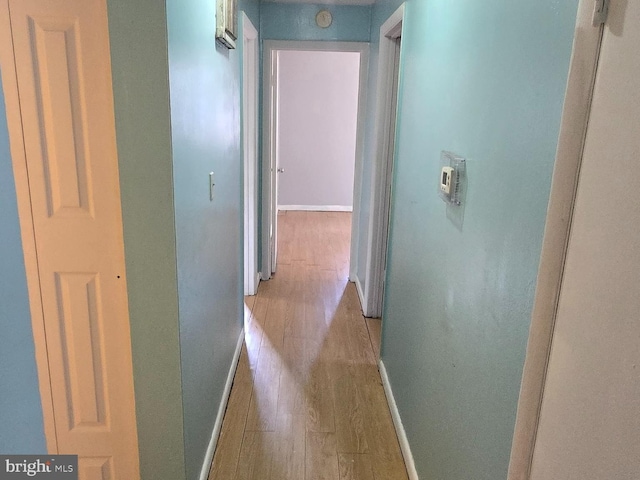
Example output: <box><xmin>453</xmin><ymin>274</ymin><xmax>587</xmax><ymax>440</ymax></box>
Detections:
<box><xmin>26</xmin><ymin>14</ymin><xmax>94</xmax><ymax>218</ymax></box>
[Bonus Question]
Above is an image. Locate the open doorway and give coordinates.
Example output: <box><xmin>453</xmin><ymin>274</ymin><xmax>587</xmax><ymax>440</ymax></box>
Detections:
<box><xmin>277</xmin><ymin>50</ymin><xmax>360</xmax><ymax>214</ymax></box>
<box><xmin>261</xmin><ymin>41</ymin><xmax>369</xmax><ymax>280</ymax></box>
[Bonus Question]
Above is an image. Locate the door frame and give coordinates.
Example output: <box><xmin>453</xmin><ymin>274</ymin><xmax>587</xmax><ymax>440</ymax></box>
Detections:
<box><xmin>0</xmin><ymin>0</ymin><xmax>57</xmax><ymax>451</ymax></box>
<box><xmin>361</xmin><ymin>4</ymin><xmax>404</xmax><ymax>318</ymax></box>
<box><xmin>507</xmin><ymin>1</ymin><xmax>605</xmax><ymax>478</ymax></box>
<box><xmin>242</xmin><ymin>12</ymin><xmax>259</xmax><ymax>295</ymax></box>
<box><xmin>261</xmin><ymin>40</ymin><xmax>370</xmax><ymax>280</ymax></box>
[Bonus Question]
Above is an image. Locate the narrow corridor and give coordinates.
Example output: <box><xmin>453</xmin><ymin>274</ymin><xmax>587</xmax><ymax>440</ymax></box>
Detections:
<box><xmin>209</xmin><ymin>212</ymin><xmax>408</xmax><ymax>479</ymax></box>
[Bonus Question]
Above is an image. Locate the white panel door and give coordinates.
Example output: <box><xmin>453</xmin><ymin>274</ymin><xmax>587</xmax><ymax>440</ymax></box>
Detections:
<box><xmin>6</xmin><ymin>0</ymin><xmax>140</xmax><ymax>478</ymax></box>
<box><xmin>530</xmin><ymin>2</ymin><xmax>640</xmax><ymax>478</ymax></box>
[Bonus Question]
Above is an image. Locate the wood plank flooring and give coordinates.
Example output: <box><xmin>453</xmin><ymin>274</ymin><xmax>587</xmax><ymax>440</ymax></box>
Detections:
<box><xmin>209</xmin><ymin>211</ymin><xmax>407</xmax><ymax>480</ymax></box>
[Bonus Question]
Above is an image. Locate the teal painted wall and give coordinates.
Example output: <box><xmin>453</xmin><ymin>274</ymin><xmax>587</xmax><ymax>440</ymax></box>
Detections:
<box><xmin>166</xmin><ymin>0</ymin><xmax>244</xmax><ymax>478</ymax></box>
<box><xmin>107</xmin><ymin>1</ymin><xmax>186</xmax><ymax>479</ymax></box>
<box><xmin>0</xmin><ymin>76</ymin><xmax>47</xmax><ymax>454</ymax></box>
<box><xmin>239</xmin><ymin>0</ymin><xmax>260</xmax><ymax>29</ymax></box>
<box><xmin>261</xmin><ymin>3</ymin><xmax>371</xmax><ymax>42</ymax></box>
<box><xmin>378</xmin><ymin>1</ymin><xmax>579</xmax><ymax>479</ymax></box>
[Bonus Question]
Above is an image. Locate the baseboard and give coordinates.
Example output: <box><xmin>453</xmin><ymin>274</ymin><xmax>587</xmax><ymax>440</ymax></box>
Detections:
<box><xmin>278</xmin><ymin>205</ymin><xmax>353</xmax><ymax>212</ymax></box>
<box><xmin>355</xmin><ymin>275</ymin><xmax>367</xmax><ymax>314</ymax></box>
<box><xmin>254</xmin><ymin>273</ymin><xmax>261</xmax><ymax>293</ymax></box>
<box><xmin>379</xmin><ymin>360</ymin><xmax>419</xmax><ymax>480</ymax></box>
<box><xmin>198</xmin><ymin>328</ymin><xmax>245</xmax><ymax>480</ymax></box>
<box><xmin>245</xmin><ymin>273</ymin><xmax>261</xmax><ymax>296</ymax></box>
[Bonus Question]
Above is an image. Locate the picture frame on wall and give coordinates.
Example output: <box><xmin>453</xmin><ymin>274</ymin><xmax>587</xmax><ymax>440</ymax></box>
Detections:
<box><xmin>216</xmin><ymin>0</ymin><xmax>238</xmax><ymax>49</ymax></box>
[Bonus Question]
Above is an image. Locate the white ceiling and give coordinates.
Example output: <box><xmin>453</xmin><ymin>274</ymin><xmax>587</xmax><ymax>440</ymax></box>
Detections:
<box><xmin>261</xmin><ymin>0</ymin><xmax>375</xmax><ymax>5</ymax></box>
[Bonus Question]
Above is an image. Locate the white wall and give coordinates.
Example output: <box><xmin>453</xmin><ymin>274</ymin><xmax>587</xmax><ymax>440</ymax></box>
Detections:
<box><xmin>277</xmin><ymin>50</ymin><xmax>360</xmax><ymax>210</ymax></box>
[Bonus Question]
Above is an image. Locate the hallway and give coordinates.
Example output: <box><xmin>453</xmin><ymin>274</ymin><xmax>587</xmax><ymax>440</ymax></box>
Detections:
<box><xmin>209</xmin><ymin>212</ymin><xmax>408</xmax><ymax>479</ymax></box>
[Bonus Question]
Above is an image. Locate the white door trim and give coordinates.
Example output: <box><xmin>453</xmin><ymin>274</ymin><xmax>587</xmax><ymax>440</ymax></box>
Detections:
<box><xmin>0</xmin><ymin>0</ymin><xmax>57</xmax><ymax>451</ymax></box>
<box><xmin>261</xmin><ymin>40</ymin><xmax>370</xmax><ymax>281</ymax></box>
<box><xmin>361</xmin><ymin>4</ymin><xmax>405</xmax><ymax>318</ymax></box>
<box><xmin>242</xmin><ymin>13</ymin><xmax>259</xmax><ymax>295</ymax></box>
<box><xmin>261</xmin><ymin>41</ymin><xmax>277</xmax><ymax>279</ymax></box>
<box><xmin>507</xmin><ymin>1</ymin><xmax>604</xmax><ymax>478</ymax></box>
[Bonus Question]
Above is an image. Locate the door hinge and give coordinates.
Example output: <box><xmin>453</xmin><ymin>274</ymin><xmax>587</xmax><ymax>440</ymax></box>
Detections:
<box><xmin>592</xmin><ymin>0</ymin><xmax>609</xmax><ymax>27</ymax></box>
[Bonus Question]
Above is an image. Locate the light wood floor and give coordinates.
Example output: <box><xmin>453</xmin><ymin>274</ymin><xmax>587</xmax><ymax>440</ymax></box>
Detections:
<box><xmin>209</xmin><ymin>211</ymin><xmax>407</xmax><ymax>480</ymax></box>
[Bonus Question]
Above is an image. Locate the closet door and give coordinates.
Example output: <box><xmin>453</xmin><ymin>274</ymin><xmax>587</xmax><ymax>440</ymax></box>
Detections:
<box><xmin>4</xmin><ymin>0</ymin><xmax>140</xmax><ymax>478</ymax></box>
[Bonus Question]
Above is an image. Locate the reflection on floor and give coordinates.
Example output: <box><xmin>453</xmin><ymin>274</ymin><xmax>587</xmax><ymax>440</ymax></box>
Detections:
<box><xmin>209</xmin><ymin>211</ymin><xmax>407</xmax><ymax>480</ymax></box>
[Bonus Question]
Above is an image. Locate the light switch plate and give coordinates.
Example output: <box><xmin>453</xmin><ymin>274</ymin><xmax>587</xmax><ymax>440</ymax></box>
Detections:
<box><xmin>209</xmin><ymin>172</ymin><xmax>215</xmax><ymax>201</ymax></box>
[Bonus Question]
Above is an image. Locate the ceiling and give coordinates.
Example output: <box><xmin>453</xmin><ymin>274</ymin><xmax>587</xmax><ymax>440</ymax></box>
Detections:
<box><xmin>261</xmin><ymin>0</ymin><xmax>375</xmax><ymax>5</ymax></box>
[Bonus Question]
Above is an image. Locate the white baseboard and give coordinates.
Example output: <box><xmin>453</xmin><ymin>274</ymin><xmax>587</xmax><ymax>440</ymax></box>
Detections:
<box><xmin>355</xmin><ymin>275</ymin><xmax>367</xmax><ymax>313</ymax></box>
<box><xmin>245</xmin><ymin>273</ymin><xmax>261</xmax><ymax>296</ymax></box>
<box><xmin>278</xmin><ymin>205</ymin><xmax>353</xmax><ymax>212</ymax></box>
<box><xmin>379</xmin><ymin>360</ymin><xmax>419</xmax><ymax>480</ymax></box>
<box><xmin>199</xmin><ymin>329</ymin><xmax>245</xmax><ymax>480</ymax></box>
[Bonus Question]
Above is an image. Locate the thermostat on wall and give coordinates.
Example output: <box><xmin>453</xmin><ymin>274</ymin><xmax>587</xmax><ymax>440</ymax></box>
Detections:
<box><xmin>441</xmin><ymin>166</ymin><xmax>454</xmax><ymax>195</ymax></box>
<box><xmin>439</xmin><ymin>151</ymin><xmax>465</xmax><ymax>206</ymax></box>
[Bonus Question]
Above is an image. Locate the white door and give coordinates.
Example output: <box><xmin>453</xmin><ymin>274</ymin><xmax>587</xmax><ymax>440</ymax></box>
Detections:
<box><xmin>530</xmin><ymin>1</ymin><xmax>640</xmax><ymax>478</ymax></box>
<box><xmin>5</xmin><ymin>0</ymin><xmax>140</xmax><ymax>478</ymax></box>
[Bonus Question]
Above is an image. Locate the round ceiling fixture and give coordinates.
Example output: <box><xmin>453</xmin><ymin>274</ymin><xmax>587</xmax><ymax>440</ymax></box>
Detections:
<box><xmin>315</xmin><ymin>9</ymin><xmax>333</xmax><ymax>28</ymax></box>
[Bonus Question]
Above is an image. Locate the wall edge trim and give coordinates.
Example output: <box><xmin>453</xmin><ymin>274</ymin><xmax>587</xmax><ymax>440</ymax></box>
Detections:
<box><xmin>379</xmin><ymin>359</ymin><xmax>419</xmax><ymax>480</ymax></box>
<box><xmin>198</xmin><ymin>328</ymin><xmax>245</xmax><ymax>480</ymax></box>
